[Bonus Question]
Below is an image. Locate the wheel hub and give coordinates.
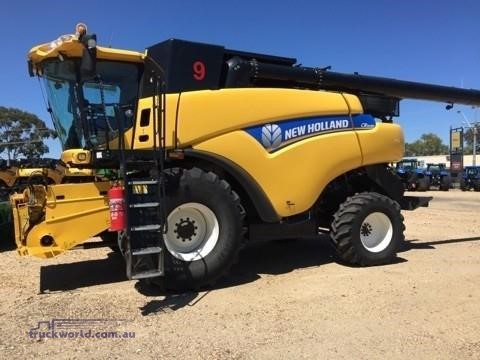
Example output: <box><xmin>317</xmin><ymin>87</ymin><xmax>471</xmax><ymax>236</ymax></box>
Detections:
<box><xmin>360</xmin><ymin>222</ymin><xmax>373</xmax><ymax>237</ymax></box>
<box><xmin>360</xmin><ymin>212</ymin><xmax>393</xmax><ymax>253</ymax></box>
<box><xmin>164</xmin><ymin>202</ymin><xmax>219</xmax><ymax>261</ymax></box>
<box><xmin>174</xmin><ymin>218</ymin><xmax>198</xmax><ymax>241</ymax></box>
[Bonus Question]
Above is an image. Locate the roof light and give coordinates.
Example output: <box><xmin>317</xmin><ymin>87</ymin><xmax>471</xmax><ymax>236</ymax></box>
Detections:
<box><xmin>75</xmin><ymin>23</ymin><xmax>88</xmax><ymax>39</ymax></box>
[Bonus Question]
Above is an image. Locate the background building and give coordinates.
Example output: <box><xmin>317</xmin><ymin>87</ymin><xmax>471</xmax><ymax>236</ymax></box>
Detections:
<box><xmin>410</xmin><ymin>155</ymin><xmax>477</xmax><ymax>168</ymax></box>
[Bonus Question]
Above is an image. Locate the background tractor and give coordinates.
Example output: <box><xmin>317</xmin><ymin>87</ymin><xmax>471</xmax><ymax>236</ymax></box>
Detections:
<box><xmin>425</xmin><ymin>163</ymin><xmax>451</xmax><ymax>191</ymax></box>
<box><xmin>395</xmin><ymin>158</ymin><xmax>429</xmax><ymax>191</ymax></box>
<box><xmin>460</xmin><ymin>166</ymin><xmax>480</xmax><ymax>191</ymax></box>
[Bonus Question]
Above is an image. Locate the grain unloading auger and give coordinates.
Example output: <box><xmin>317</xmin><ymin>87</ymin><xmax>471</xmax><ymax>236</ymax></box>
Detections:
<box><xmin>15</xmin><ymin>23</ymin><xmax>480</xmax><ymax>290</ymax></box>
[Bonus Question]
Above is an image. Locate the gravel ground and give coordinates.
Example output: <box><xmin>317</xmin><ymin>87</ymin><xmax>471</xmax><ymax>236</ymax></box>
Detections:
<box><xmin>0</xmin><ymin>190</ymin><xmax>479</xmax><ymax>359</ymax></box>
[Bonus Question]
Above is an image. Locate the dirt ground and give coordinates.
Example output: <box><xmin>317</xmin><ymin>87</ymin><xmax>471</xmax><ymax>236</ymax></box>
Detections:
<box><xmin>0</xmin><ymin>190</ymin><xmax>479</xmax><ymax>359</ymax></box>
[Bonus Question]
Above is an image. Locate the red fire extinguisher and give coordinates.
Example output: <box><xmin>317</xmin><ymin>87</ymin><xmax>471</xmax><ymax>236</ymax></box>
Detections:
<box><xmin>108</xmin><ymin>182</ymin><xmax>125</xmax><ymax>231</ymax></box>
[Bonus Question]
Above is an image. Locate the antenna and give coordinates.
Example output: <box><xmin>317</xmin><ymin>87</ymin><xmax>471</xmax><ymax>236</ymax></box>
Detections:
<box><xmin>108</xmin><ymin>32</ymin><xmax>114</xmax><ymax>48</ymax></box>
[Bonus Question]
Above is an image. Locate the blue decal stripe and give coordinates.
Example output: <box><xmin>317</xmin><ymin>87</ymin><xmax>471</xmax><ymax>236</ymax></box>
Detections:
<box><xmin>245</xmin><ymin>114</ymin><xmax>376</xmax><ymax>151</ymax></box>
<box><xmin>352</xmin><ymin>114</ymin><xmax>376</xmax><ymax>129</ymax></box>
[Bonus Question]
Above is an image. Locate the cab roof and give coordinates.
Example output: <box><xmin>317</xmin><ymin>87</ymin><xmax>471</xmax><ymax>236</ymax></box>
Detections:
<box><xmin>28</xmin><ymin>34</ymin><xmax>144</xmax><ymax>69</ymax></box>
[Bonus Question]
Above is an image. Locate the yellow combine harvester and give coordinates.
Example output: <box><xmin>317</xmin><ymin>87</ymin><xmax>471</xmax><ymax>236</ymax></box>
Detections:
<box><xmin>14</xmin><ymin>23</ymin><xmax>480</xmax><ymax>290</ymax></box>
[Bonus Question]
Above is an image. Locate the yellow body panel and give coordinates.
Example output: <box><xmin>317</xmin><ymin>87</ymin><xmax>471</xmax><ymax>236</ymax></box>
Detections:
<box><xmin>12</xmin><ymin>182</ymin><xmax>110</xmax><ymax>258</ymax></box>
<box><xmin>125</xmin><ymin>94</ymin><xmax>180</xmax><ymax>150</ymax></box>
<box><xmin>17</xmin><ymin>168</ymin><xmax>46</xmax><ymax>178</ymax></box>
<box><xmin>61</xmin><ymin>166</ymin><xmax>94</xmax><ymax>178</ymax></box>
<box><xmin>195</xmin><ymin>130</ymin><xmax>362</xmax><ymax>216</ymax></box>
<box><xmin>176</xmin><ymin>88</ymin><xmax>351</xmax><ymax>146</ymax></box>
<box><xmin>133</xmin><ymin>88</ymin><xmax>358</xmax><ymax>149</ymax></box>
<box><xmin>342</xmin><ymin>94</ymin><xmax>364</xmax><ymax>114</ymax></box>
<box><xmin>130</xmin><ymin>88</ymin><xmax>404</xmax><ymax>218</ymax></box>
<box><xmin>194</xmin><ymin>123</ymin><xmax>403</xmax><ymax>217</ymax></box>
<box><xmin>357</xmin><ymin>123</ymin><xmax>405</xmax><ymax>165</ymax></box>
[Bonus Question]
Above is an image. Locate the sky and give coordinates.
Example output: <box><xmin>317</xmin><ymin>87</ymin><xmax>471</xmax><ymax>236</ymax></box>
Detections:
<box><xmin>1</xmin><ymin>0</ymin><xmax>479</xmax><ymax>158</ymax></box>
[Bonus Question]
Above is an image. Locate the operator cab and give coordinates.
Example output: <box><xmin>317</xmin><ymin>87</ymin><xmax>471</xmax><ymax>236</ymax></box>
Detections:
<box><xmin>40</xmin><ymin>53</ymin><xmax>140</xmax><ymax>150</ymax></box>
<box><xmin>28</xmin><ymin>24</ymin><xmax>146</xmax><ymax>158</ymax></box>
<box><xmin>395</xmin><ymin>159</ymin><xmax>422</xmax><ymax>173</ymax></box>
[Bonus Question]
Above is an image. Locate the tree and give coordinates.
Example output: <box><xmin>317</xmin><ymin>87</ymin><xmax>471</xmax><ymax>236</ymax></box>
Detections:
<box><xmin>0</xmin><ymin>106</ymin><xmax>57</xmax><ymax>162</ymax></box>
<box><xmin>462</xmin><ymin>125</ymin><xmax>480</xmax><ymax>154</ymax></box>
<box><xmin>405</xmin><ymin>133</ymin><xmax>449</xmax><ymax>156</ymax></box>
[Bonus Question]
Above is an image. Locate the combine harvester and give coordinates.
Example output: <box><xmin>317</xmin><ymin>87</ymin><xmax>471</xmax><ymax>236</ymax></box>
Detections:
<box><xmin>12</xmin><ymin>23</ymin><xmax>480</xmax><ymax>290</ymax></box>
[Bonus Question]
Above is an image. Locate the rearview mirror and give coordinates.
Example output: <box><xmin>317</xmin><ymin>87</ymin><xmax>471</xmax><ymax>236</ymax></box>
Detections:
<box><xmin>80</xmin><ymin>34</ymin><xmax>97</xmax><ymax>78</ymax></box>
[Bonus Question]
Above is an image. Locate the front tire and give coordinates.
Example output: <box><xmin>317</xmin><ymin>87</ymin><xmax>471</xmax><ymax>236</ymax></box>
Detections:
<box><xmin>162</xmin><ymin>168</ymin><xmax>245</xmax><ymax>290</ymax></box>
<box><xmin>406</xmin><ymin>173</ymin><xmax>418</xmax><ymax>191</ymax></box>
<box><xmin>417</xmin><ymin>177</ymin><xmax>430</xmax><ymax>191</ymax></box>
<box><xmin>330</xmin><ymin>192</ymin><xmax>405</xmax><ymax>266</ymax></box>
<box><xmin>99</xmin><ymin>230</ymin><xmax>120</xmax><ymax>253</ymax></box>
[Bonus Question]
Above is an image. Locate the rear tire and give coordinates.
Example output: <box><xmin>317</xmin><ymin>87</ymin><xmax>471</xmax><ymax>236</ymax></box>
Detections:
<box><xmin>330</xmin><ymin>192</ymin><xmax>405</xmax><ymax>266</ymax></box>
<box><xmin>474</xmin><ymin>180</ymin><xmax>480</xmax><ymax>192</ymax></box>
<box><xmin>162</xmin><ymin>168</ymin><xmax>245</xmax><ymax>290</ymax></box>
<box><xmin>417</xmin><ymin>177</ymin><xmax>430</xmax><ymax>191</ymax></box>
<box><xmin>440</xmin><ymin>176</ymin><xmax>450</xmax><ymax>191</ymax></box>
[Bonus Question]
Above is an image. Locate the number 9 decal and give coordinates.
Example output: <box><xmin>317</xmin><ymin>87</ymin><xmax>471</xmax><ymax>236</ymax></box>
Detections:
<box><xmin>193</xmin><ymin>61</ymin><xmax>206</xmax><ymax>81</ymax></box>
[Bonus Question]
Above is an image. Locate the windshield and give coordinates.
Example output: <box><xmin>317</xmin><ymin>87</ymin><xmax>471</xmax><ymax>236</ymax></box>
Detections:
<box><xmin>397</xmin><ymin>161</ymin><xmax>417</xmax><ymax>170</ymax></box>
<box><xmin>42</xmin><ymin>59</ymin><xmax>140</xmax><ymax>149</ymax></box>
<box><xmin>427</xmin><ymin>165</ymin><xmax>442</xmax><ymax>172</ymax></box>
<box><xmin>466</xmin><ymin>167</ymin><xmax>479</xmax><ymax>175</ymax></box>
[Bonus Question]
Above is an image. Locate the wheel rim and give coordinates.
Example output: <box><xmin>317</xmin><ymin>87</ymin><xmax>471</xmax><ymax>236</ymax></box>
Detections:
<box><xmin>359</xmin><ymin>212</ymin><xmax>393</xmax><ymax>253</ymax></box>
<box><xmin>163</xmin><ymin>202</ymin><xmax>219</xmax><ymax>261</ymax></box>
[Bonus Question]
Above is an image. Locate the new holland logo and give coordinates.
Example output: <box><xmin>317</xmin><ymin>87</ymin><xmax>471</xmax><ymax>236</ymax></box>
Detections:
<box><xmin>261</xmin><ymin>124</ymin><xmax>282</xmax><ymax>149</ymax></box>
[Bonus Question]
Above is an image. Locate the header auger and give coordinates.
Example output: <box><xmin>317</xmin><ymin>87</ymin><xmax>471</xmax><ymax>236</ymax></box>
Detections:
<box><xmin>15</xmin><ymin>24</ymin><xmax>480</xmax><ymax>290</ymax></box>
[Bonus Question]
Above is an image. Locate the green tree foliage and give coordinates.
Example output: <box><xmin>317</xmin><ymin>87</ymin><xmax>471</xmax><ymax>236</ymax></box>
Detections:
<box><xmin>0</xmin><ymin>106</ymin><xmax>57</xmax><ymax>160</ymax></box>
<box><xmin>404</xmin><ymin>133</ymin><xmax>449</xmax><ymax>156</ymax></box>
<box><xmin>462</xmin><ymin>125</ymin><xmax>480</xmax><ymax>154</ymax></box>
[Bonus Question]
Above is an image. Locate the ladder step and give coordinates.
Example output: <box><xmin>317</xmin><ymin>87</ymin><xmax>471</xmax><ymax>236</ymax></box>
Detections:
<box><xmin>130</xmin><ymin>224</ymin><xmax>162</xmax><ymax>232</ymax></box>
<box><xmin>132</xmin><ymin>247</ymin><xmax>163</xmax><ymax>256</ymax></box>
<box><xmin>128</xmin><ymin>180</ymin><xmax>159</xmax><ymax>185</ymax></box>
<box><xmin>129</xmin><ymin>202</ymin><xmax>160</xmax><ymax>208</ymax></box>
<box><xmin>131</xmin><ymin>269</ymin><xmax>164</xmax><ymax>280</ymax></box>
